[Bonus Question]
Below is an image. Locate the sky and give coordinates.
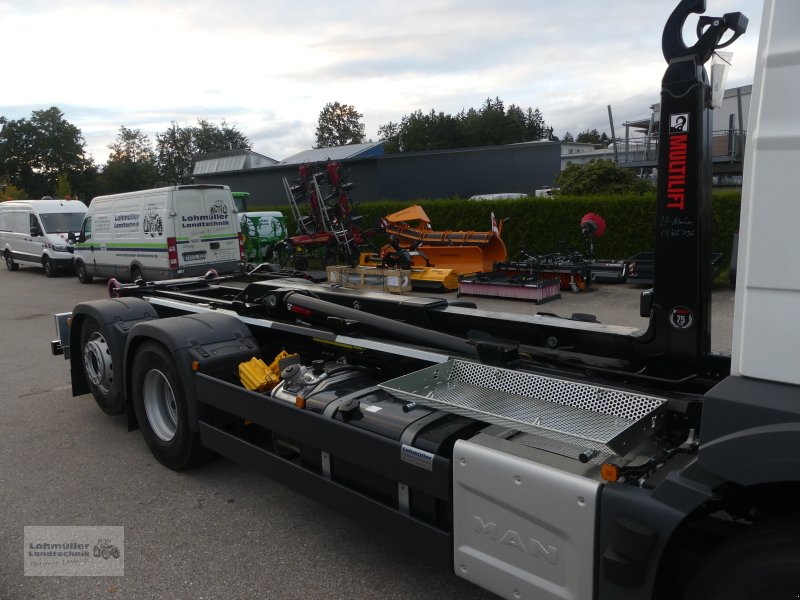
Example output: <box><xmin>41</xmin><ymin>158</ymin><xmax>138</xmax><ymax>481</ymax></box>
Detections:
<box><xmin>1</xmin><ymin>0</ymin><xmax>763</xmax><ymax>166</ymax></box>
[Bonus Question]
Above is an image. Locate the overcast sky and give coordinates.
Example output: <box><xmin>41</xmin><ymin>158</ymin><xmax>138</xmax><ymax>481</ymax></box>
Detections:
<box><xmin>1</xmin><ymin>0</ymin><xmax>763</xmax><ymax>165</ymax></box>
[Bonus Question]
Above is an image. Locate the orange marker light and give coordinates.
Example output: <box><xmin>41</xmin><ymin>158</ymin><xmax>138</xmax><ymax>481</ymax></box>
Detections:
<box><xmin>191</xmin><ymin>360</ymin><xmax>200</xmax><ymax>372</ymax></box>
<box><xmin>601</xmin><ymin>463</ymin><xmax>620</xmax><ymax>482</ymax></box>
<box><xmin>295</xmin><ymin>396</ymin><xmax>306</xmax><ymax>409</ymax></box>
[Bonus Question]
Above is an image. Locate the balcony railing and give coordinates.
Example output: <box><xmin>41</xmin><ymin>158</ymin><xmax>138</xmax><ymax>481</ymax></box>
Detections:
<box><xmin>613</xmin><ymin>130</ymin><xmax>747</xmax><ymax>164</ymax></box>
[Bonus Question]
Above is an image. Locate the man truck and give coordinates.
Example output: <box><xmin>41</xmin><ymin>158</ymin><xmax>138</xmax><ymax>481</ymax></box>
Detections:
<box><xmin>50</xmin><ymin>1</ymin><xmax>800</xmax><ymax>598</ymax></box>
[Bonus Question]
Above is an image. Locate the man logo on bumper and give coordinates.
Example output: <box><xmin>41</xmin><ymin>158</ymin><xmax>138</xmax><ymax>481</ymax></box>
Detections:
<box><xmin>473</xmin><ymin>516</ymin><xmax>559</xmax><ymax>565</ymax></box>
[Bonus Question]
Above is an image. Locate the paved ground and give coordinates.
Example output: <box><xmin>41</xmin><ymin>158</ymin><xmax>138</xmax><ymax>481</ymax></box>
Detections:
<box><xmin>0</xmin><ymin>262</ymin><xmax>735</xmax><ymax>599</ymax></box>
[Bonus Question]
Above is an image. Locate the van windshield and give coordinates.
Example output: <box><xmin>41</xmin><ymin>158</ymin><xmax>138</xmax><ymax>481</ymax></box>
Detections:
<box><xmin>39</xmin><ymin>212</ymin><xmax>86</xmax><ymax>233</ymax></box>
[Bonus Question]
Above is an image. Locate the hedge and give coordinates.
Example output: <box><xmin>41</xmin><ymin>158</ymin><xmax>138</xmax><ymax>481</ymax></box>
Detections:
<box><xmin>252</xmin><ymin>189</ymin><xmax>741</xmax><ymax>267</ymax></box>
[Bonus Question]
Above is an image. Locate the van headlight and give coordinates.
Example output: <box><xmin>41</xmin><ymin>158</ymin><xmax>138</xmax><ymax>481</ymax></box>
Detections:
<box><xmin>52</xmin><ymin>244</ymin><xmax>70</xmax><ymax>252</ymax></box>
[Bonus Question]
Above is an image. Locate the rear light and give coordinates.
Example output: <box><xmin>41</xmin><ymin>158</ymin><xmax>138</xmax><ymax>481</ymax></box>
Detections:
<box><xmin>238</xmin><ymin>232</ymin><xmax>245</xmax><ymax>262</ymax></box>
<box><xmin>167</xmin><ymin>237</ymin><xmax>179</xmax><ymax>268</ymax></box>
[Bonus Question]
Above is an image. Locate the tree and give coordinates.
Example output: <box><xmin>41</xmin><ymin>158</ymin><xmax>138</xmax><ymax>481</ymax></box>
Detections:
<box><xmin>562</xmin><ymin>131</ymin><xmax>575</xmax><ymax>142</ymax></box>
<box><xmin>376</xmin><ymin>99</ymin><xmax>553</xmax><ymax>153</ymax></box>
<box><xmin>0</xmin><ymin>181</ymin><xmax>26</xmax><ymax>200</ymax></box>
<box><xmin>194</xmin><ymin>119</ymin><xmax>249</xmax><ymax>154</ymax></box>
<box><xmin>101</xmin><ymin>126</ymin><xmax>159</xmax><ymax>193</ymax></box>
<box><xmin>314</xmin><ymin>102</ymin><xmax>366</xmax><ymax>148</ymax></box>
<box><xmin>555</xmin><ymin>159</ymin><xmax>654</xmax><ymax>195</ymax></box>
<box><xmin>377</xmin><ymin>121</ymin><xmax>401</xmax><ymax>153</ymax></box>
<box><xmin>156</xmin><ymin>119</ymin><xmax>250</xmax><ymax>185</ymax></box>
<box><xmin>0</xmin><ymin>107</ymin><xmax>94</xmax><ymax>198</ymax></box>
<box><xmin>575</xmin><ymin>128</ymin><xmax>611</xmax><ymax>146</ymax></box>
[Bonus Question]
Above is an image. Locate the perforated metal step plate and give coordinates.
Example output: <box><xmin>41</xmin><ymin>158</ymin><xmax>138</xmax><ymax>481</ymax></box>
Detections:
<box><xmin>380</xmin><ymin>359</ymin><xmax>667</xmax><ymax>456</ymax></box>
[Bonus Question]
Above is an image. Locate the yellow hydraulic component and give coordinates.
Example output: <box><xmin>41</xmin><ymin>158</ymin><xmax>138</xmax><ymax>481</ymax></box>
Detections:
<box><xmin>239</xmin><ymin>350</ymin><xmax>297</xmax><ymax>392</ymax></box>
<box><xmin>411</xmin><ymin>268</ymin><xmax>459</xmax><ymax>291</ymax></box>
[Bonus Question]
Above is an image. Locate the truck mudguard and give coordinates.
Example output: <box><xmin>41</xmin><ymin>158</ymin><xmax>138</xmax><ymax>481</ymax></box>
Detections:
<box><xmin>69</xmin><ymin>298</ymin><xmax>159</xmax><ymax>398</ymax></box>
<box><xmin>123</xmin><ymin>312</ymin><xmax>260</xmax><ymax>431</ymax></box>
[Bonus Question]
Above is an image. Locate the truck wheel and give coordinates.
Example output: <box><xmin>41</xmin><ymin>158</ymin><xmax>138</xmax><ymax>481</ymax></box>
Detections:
<box><xmin>683</xmin><ymin>515</ymin><xmax>800</xmax><ymax>600</ymax></box>
<box><xmin>4</xmin><ymin>251</ymin><xmax>19</xmax><ymax>271</ymax></box>
<box><xmin>81</xmin><ymin>318</ymin><xmax>124</xmax><ymax>415</ymax></box>
<box><xmin>76</xmin><ymin>262</ymin><xmax>93</xmax><ymax>284</ymax></box>
<box><xmin>130</xmin><ymin>341</ymin><xmax>209</xmax><ymax>470</ymax></box>
<box><xmin>43</xmin><ymin>256</ymin><xmax>56</xmax><ymax>277</ymax></box>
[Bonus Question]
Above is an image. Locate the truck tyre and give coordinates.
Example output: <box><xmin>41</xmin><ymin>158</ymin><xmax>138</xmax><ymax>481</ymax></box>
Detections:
<box><xmin>683</xmin><ymin>515</ymin><xmax>800</xmax><ymax>600</ymax></box>
<box><xmin>4</xmin><ymin>251</ymin><xmax>19</xmax><ymax>271</ymax></box>
<box><xmin>81</xmin><ymin>317</ymin><xmax>125</xmax><ymax>415</ymax></box>
<box><xmin>43</xmin><ymin>256</ymin><xmax>56</xmax><ymax>277</ymax></box>
<box><xmin>130</xmin><ymin>341</ymin><xmax>209</xmax><ymax>471</ymax></box>
<box><xmin>76</xmin><ymin>261</ymin><xmax>93</xmax><ymax>284</ymax></box>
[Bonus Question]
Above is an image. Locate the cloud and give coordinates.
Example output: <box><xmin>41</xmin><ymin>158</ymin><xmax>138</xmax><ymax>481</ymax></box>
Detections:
<box><xmin>2</xmin><ymin>0</ymin><xmax>763</xmax><ymax>165</ymax></box>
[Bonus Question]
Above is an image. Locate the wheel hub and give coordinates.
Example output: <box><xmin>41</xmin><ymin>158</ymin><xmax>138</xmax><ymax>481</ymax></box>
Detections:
<box><xmin>83</xmin><ymin>332</ymin><xmax>113</xmax><ymax>393</ymax></box>
<box><xmin>142</xmin><ymin>369</ymin><xmax>178</xmax><ymax>442</ymax></box>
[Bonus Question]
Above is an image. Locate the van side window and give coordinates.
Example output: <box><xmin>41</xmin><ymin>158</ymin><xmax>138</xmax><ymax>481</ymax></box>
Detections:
<box><xmin>82</xmin><ymin>217</ymin><xmax>92</xmax><ymax>241</ymax></box>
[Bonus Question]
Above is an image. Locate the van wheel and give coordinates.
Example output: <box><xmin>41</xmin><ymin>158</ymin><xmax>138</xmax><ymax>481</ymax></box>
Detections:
<box><xmin>80</xmin><ymin>318</ymin><xmax>124</xmax><ymax>415</ymax></box>
<box><xmin>130</xmin><ymin>341</ymin><xmax>210</xmax><ymax>470</ymax></box>
<box><xmin>43</xmin><ymin>256</ymin><xmax>56</xmax><ymax>277</ymax></box>
<box><xmin>130</xmin><ymin>265</ymin><xmax>143</xmax><ymax>283</ymax></box>
<box><xmin>76</xmin><ymin>262</ymin><xmax>93</xmax><ymax>284</ymax></box>
<box><xmin>4</xmin><ymin>251</ymin><xmax>19</xmax><ymax>271</ymax></box>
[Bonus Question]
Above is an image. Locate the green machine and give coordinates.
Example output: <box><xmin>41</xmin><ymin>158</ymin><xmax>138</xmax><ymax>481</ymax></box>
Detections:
<box><xmin>232</xmin><ymin>192</ymin><xmax>288</xmax><ymax>264</ymax></box>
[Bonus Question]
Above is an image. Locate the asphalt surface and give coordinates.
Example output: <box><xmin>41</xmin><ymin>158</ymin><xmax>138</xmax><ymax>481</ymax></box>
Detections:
<box><xmin>0</xmin><ymin>262</ymin><xmax>735</xmax><ymax>600</ymax></box>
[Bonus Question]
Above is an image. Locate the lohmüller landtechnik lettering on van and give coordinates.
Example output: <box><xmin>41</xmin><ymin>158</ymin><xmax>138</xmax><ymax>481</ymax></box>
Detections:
<box><xmin>73</xmin><ymin>185</ymin><xmax>243</xmax><ymax>284</ymax></box>
<box><xmin>182</xmin><ymin>214</ymin><xmax>231</xmax><ymax>228</ymax></box>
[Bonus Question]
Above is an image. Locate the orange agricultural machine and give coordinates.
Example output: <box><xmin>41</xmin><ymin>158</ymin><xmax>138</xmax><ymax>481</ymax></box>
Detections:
<box><xmin>375</xmin><ymin>205</ymin><xmax>507</xmax><ymax>275</ymax></box>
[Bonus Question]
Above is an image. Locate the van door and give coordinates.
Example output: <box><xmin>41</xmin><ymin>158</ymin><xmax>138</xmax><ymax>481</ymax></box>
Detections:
<box><xmin>27</xmin><ymin>213</ymin><xmax>45</xmax><ymax>264</ymax></box>
<box><xmin>173</xmin><ymin>187</ymin><xmax>239</xmax><ymax>275</ymax></box>
<box><xmin>75</xmin><ymin>216</ymin><xmax>97</xmax><ymax>275</ymax></box>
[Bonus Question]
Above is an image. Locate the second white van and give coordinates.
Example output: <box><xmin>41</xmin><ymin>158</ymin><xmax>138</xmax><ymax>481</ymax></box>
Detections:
<box><xmin>1</xmin><ymin>198</ymin><xmax>88</xmax><ymax>276</ymax></box>
<box><xmin>74</xmin><ymin>185</ymin><xmax>243</xmax><ymax>283</ymax></box>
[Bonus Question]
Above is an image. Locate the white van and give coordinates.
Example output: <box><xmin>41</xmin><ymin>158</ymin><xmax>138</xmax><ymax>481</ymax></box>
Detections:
<box><xmin>74</xmin><ymin>185</ymin><xmax>243</xmax><ymax>283</ymax></box>
<box><xmin>0</xmin><ymin>199</ymin><xmax>88</xmax><ymax>276</ymax></box>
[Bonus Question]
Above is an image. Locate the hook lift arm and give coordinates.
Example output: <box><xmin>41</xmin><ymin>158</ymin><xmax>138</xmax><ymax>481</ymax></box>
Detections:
<box><xmin>662</xmin><ymin>0</ymin><xmax>748</xmax><ymax>65</ymax></box>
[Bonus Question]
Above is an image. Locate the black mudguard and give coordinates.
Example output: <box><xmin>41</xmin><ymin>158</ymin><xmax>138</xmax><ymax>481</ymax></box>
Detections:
<box><xmin>123</xmin><ymin>312</ymin><xmax>260</xmax><ymax>431</ymax></box>
<box><xmin>69</xmin><ymin>298</ymin><xmax>159</xmax><ymax>399</ymax></box>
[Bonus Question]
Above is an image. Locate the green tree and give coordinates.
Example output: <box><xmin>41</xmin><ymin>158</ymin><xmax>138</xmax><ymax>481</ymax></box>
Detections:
<box><xmin>194</xmin><ymin>119</ymin><xmax>249</xmax><ymax>154</ymax></box>
<box><xmin>0</xmin><ymin>181</ymin><xmax>27</xmax><ymax>200</ymax></box>
<box><xmin>314</xmin><ymin>102</ymin><xmax>366</xmax><ymax>148</ymax></box>
<box><xmin>55</xmin><ymin>173</ymin><xmax>71</xmax><ymax>198</ymax></box>
<box><xmin>0</xmin><ymin>107</ymin><xmax>94</xmax><ymax>198</ymax></box>
<box><xmin>575</xmin><ymin>128</ymin><xmax>610</xmax><ymax>146</ymax></box>
<box><xmin>376</xmin><ymin>99</ymin><xmax>552</xmax><ymax>153</ymax></box>
<box><xmin>562</xmin><ymin>131</ymin><xmax>575</xmax><ymax>142</ymax></box>
<box><xmin>156</xmin><ymin>119</ymin><xmax>250</xmax><ymax>185</ymax></box>
<box><xmin>555</xmin><ymin>159</ymin><xmax>653</xmax><ymax>195</ymax></box>
<box><xmin>377</xmin><ymin>121</ymin><xmax>401</xmax><ymax>153</ymax></box>
<box><xmin>101</xmin><ymin>126</ymin><xmax>159</xmax><ymax>193</ymax></box>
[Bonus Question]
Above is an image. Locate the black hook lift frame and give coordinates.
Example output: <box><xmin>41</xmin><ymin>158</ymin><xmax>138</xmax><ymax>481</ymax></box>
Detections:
<box><xmin>641</xmin><ymin>0</ymin><xmax>747</xmax><ymax>376</ymax></box>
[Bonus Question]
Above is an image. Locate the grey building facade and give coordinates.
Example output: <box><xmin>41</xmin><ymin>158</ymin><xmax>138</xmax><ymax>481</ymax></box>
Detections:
<box><xmin>192</xmin><ymin>142</ymin><xmax>561</xmax><ymax>207</ymax></box>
